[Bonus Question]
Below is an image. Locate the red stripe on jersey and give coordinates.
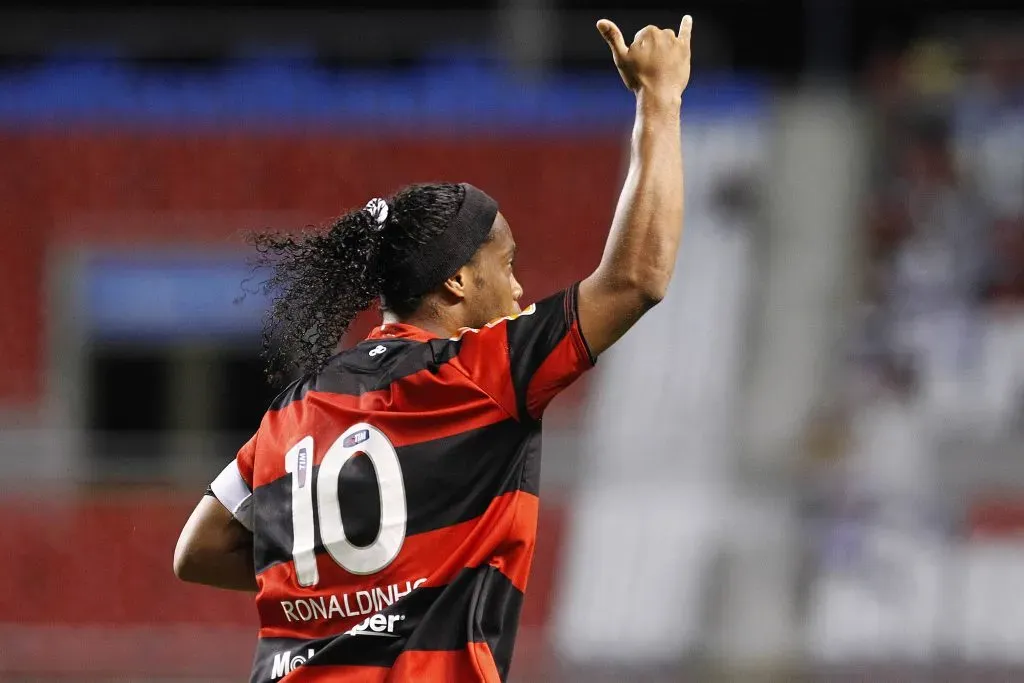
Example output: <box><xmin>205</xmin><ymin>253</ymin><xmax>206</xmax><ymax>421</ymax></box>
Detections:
<box><xmin>488</xmin><ymin>490</ymin><xmax>540</xmax><ymax>593</ymax></box>
<box><xmin>256</xmin><ymin>490</ymin><xmax>538</xmax><ymax>640</ymax></box>
<box><xmin>280</xmin><ymin>646</ymin><xmax>500</xmax><ymax>683</ymax></box>
<box><xmin>525</xmin><ymin>319</ymin><xmax>594</xmax><ymax>420</ymax></box>
<box><xmin>448</xmin><ymin>325</ymin><xmax>518</xmax><ymax>421</ymax></box>
<box><xmin>251</xmin><ymin>364</ymin><xmax>512</xmax><ymax>487</ymax></box>
<box><xmin>392</xmin><ymin>643</ymin><xmax>501</xmax><ymax>683</ymax></box>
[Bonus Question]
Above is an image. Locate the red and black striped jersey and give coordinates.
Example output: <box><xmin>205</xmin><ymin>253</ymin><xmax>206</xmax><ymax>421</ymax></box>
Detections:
<box><xmin>208</xmin><ymin>284</ymin><xmax>595</xmax><ymax>682</ymax></box>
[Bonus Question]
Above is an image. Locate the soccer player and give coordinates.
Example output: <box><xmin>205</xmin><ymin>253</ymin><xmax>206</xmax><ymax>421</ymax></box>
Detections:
<box><xmin>174</xmin><ymin>14</ymin><xmax>693</xmax><ymax>683</ymax></box>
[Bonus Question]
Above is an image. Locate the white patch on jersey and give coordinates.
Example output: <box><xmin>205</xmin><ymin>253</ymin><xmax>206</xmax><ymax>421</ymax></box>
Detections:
<box><xmin>450</xmin><ymin>303</ymin><xmax>537</xmax><ymax>340</ymax></box>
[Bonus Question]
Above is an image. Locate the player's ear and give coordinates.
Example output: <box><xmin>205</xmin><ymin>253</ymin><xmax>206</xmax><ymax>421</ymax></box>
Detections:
<box><xmin>442</xmin><ymin>268</ymin><xmax>470</xmax><ymax>301</ymax></box>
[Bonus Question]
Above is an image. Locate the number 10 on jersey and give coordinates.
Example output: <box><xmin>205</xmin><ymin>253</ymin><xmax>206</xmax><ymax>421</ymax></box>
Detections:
<box><xmin>284</xmin><ymin>423</ymin><xmax>408</xmax><ymax>587</ymax></box>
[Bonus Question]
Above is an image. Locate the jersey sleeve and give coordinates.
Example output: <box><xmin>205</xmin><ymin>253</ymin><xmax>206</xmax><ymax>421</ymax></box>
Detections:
<box><xmin>206</xmin><ymin>432</ymin><xmax>257</xmax><ymax>531</ymax></box>
<box><xmin>453</xmin><ymin>282</ymin><xmax>596</xmax><ymax>422</ymax></box>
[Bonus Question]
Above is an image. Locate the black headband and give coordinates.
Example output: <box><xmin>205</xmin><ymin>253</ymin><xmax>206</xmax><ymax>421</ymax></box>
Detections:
<box><xmin>400</xmin><ymin>183</ymin><xmax>498</xmax><ymax>297</ymax></box>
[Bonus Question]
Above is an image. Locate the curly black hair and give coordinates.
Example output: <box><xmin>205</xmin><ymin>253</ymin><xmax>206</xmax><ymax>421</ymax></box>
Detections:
<box><xmin>249</xmin><ymin>182</ymin><xmax>466</xmax><ymax>380</ymax></box>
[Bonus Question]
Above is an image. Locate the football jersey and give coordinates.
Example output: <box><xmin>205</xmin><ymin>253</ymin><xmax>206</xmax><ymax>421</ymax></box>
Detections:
<box><xmin>208</xmin><ymin>284</ymin><xmax>595</xmax><ymax>683</ymax></box>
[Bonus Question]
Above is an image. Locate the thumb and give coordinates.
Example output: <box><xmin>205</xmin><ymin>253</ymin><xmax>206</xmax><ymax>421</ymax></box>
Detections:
<box><xmin>596</xmin><ymin>19</ymin><xmax>628</xmax><ymax>59</ymax></box>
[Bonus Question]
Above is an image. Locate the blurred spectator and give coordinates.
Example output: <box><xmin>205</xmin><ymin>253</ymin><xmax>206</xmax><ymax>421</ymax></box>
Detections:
<box><xmin>870</xmin><ymin>113</ymin><xmax>987</xmax><ymax>423</ymax></box>
<box><xmin>954</xmin><ymin>28</ymin><xmax>1024</xmax><ymax>219</ymax></box>
<box><xmin>986</xmin><ymin>215</ymin><xmax>1024</xmax><ymax>304</ymax></box>
<box><xmin>857</xmin><ymin>25</ymin><xmax>1024</xmax><ymax>435</ymax></box>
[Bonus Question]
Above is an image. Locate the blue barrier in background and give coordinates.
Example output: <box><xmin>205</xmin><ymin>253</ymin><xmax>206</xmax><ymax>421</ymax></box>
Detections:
<box><xmin>83</xmin><ymin>253</ymin><xmax>272</xmax><ymax>341</ymax></box>
<box><xmin>0</xmin><ymin>56</ymin><xmax>765</xmax><ymax>130</ymax></box>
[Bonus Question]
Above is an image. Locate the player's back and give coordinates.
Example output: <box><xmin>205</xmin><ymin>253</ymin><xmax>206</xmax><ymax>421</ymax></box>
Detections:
<box><xmin>213</xmin><ymin>286</ymin><xmax>594</xmax><ymax>683</ymax></box>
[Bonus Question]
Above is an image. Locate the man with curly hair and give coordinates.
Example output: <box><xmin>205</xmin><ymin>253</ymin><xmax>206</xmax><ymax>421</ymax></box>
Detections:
<box><xmin>174</xmin><ymin>14</ymin><xmax>693</xmax><ymax>683</ymax></box>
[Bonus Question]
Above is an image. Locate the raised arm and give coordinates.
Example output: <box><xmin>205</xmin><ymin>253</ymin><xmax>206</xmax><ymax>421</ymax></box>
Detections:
<box><xmin>577</xmin><ymin>15</ymin><xmax>692</xmax><ymax>357</ymax></box>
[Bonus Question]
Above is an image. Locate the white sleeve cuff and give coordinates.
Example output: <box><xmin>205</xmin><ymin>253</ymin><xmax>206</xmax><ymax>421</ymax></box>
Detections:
<box><xmin>210</xmin><ymin>460</ymin><xmax>254</xmax><ymax>532</ymax></box>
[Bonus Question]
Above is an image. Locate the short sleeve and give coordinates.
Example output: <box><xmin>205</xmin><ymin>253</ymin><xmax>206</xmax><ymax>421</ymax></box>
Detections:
<box><xmin>207</xmin><ymin>432</ymin><xmax>257</xmax><ymax>531</ymax></box>
<box><xmin>453</xmin><ymin>283</ymin><xmax>596</xmax><ymax>422</ymax></box>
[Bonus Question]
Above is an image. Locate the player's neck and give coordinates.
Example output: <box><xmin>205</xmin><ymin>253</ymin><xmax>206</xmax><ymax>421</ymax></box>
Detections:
<box><xmin>381</xmin><ymin>310</ymin><xmax>458</xmax><ymax>340</ymax></box>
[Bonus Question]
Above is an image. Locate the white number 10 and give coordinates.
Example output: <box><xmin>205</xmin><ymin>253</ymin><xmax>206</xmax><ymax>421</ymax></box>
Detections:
<box><xmin>284</xmin><ymin>423</ymin><xmax>407</xmax><ymax>588</ymax></box>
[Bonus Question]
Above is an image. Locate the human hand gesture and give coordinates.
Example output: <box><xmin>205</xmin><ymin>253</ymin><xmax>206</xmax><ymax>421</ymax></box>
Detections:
<box><xmin>597</xmin><ymin>15</ymin><xmax>693</xmax><ymax>100</ymax></box>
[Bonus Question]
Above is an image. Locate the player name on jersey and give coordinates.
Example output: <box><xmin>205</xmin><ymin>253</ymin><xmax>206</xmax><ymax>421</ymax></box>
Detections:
<box><xmin>279</xmin><ymin>578</ymin><xmax>427</xmax><ymax>623</ymax></box>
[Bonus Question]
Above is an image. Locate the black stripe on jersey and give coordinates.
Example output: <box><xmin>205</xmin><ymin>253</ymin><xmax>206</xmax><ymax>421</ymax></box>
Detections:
<box><xmin>516</xmin><ymin>429</ymin><xmax>542</xmax><ymax>500</ymax></box>
<box><xmin>472</xmin><ymin>565</ymin><xmax>526</xmax><ymax>682</ymax></box>
<box><xmin>250</xmin><ymin>566</ymin><xmax>523</xmax><ymax>683</ymax></box>
<box><xmin>268</xmin><ymin>338</ymin><xmax>461</xmax><ymax>412</ymax></box>
<box><xmin>252</xmin><ymin>419</ymin><xmax>535</xmax><ymax>575</ymax></box>
<box><xmin>566</xmin><ymin>281</ymin><xmax>596</xmax><ymax>365</ymax></box>
<box><xmin>506</xmin><ymin>287</ymin><xmax>573</xmax><ymax>422</ymax></box>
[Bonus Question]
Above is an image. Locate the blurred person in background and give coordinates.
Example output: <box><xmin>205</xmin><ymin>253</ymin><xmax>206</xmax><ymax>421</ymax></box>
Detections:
<box><xmin>805</xmin><ymin>351</ymin><xmax>946</xmax><ymax>663</ymax></box>
<box><xmin>880</xmin><ymin>115</ymin><xmax>988</xmax><ymax>426</ymax></box>
<box><xmin>865</xmin><ymin>26</ymin><xmax>1024</xmax><ymax>436</ymax></box>
<box><xmin>978</xmin><ymin>212</ymin><xmax>1024</xmax><ymax>434</ymax></box>
<box><xmin>883</xmin><ymin>27</ymin><xmax>1024</xmax><ymax>436</ymax></box>
<box><xmin>959</xmin><ymin>28</ymin><xmax>1024</xmax><ymax>436</ymax></box>
<box><xmin>173</xmin><ymin>14</ymin><xmax>693</xmax><ymax>683</ymax></box>
<box><xmin>954</xmin><ymin>27</ymin><xmax>1024</xmax><ymax>221</ymax></box>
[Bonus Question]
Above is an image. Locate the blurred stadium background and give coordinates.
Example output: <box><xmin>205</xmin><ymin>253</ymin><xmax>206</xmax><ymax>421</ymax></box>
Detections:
<box><xmin>0</xmin><ymin>1</ymin><xmax>1022</xmax><ymax>681</ymax></box>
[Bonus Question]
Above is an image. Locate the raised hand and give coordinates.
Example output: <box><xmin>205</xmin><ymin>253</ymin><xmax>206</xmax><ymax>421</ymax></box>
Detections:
<box><xmin>597</xmin><ymin>15</ymin><xmax>693</xmax><ymax>100</ymax></box>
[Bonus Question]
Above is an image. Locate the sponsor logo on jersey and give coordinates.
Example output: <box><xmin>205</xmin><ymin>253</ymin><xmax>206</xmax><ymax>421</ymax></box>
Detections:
<box><xmin>368</xmin><ymin>344</ymin><xmax>388</xmax><ymax>357</ymax></box>
<box><xmin>343</xmin><ymin>429</ymin><xmax>370</xmax><ymax>448</ymax></box>
<box><xmin>296</xmin><ymin>447</ymin><xmax>309</xmax><ymax>488</ymax></box>
<box><xmin>345</xmin><ymin>612</ymin><xmax>406</xmax><ymax>638</ymax></box>
<box><xmin>271</xmin><ymin>648</ymin><xmax>316</xmax><ymax>680</ymax></box>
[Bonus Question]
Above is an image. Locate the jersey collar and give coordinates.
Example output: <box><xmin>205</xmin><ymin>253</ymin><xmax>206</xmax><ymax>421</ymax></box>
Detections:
<box><xmin>366</xmin><ymin>323</ymin><xmax>439</xmax><ymax>343</ymax></box>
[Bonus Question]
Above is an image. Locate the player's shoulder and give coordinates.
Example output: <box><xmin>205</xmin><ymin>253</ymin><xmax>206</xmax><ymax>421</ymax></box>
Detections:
<box><xmin>267</xmin><ymin>375</ymin><xmax>310</xmax><ymax>412</ymax></box>
<box><xmin>261</xmin><ymin>341</ymin><xmax>404</xmax><ymax>413</ymax></box>
<box><xmin>334</xmin><ymin>336</ymin><xmax>455</xmax><ymax>371</ymax></box>
<box><xmin>310</xmin><ymin>336</ymin><xmax>463</xmax><ymax>394</ymax></box>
